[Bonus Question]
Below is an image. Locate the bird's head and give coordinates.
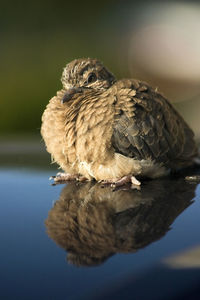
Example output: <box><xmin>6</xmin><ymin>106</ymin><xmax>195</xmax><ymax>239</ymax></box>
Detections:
<box><xmin>60</xmin><ymin>58</ymin><xmax>116</xmax><ymax>103</ymax></box>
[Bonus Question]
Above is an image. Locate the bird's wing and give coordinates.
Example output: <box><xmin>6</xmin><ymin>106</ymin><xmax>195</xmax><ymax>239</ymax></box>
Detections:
<box><xmin>111</xmin><ymin>79</ymin><xmax>197</xmax><ymax>168</ymax></box>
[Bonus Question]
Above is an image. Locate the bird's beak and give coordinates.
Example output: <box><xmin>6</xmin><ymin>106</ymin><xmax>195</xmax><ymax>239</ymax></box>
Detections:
<box><xmin>61</xmin><ymin>87</ymin><xmax>83</xmax><ymax>104</ymax></box>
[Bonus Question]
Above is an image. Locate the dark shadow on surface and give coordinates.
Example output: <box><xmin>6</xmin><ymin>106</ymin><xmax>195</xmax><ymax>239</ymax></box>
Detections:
<box><xmin>45</xmin><ymin>176</ymin><xmax>198</xmax><ymax>267</ymax></box>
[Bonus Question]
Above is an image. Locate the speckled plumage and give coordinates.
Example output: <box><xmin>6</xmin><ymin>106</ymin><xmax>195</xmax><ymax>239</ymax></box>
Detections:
<box><xmin>41</xmin><ymin>58</ymin><xmax>198</xmax><ymax>182</ymax></box>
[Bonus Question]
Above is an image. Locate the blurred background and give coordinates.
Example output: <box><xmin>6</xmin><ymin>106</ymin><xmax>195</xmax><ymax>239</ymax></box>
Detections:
<box><xmin>1</xmin><ymin>2</ymin><xmax>200</xmax><ymax>299</ymax></box>
<box><xmin>0</xmin><ymin>0</ymin><xmax>200</xmax><ymax>139</ymax></box>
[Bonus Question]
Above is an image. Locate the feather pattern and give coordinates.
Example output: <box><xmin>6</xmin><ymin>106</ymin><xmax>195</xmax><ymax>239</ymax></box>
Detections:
<box><xmin>112</xmin><ymin>79</ymin><xmax>197</xmax><ymax>169</ymax></box>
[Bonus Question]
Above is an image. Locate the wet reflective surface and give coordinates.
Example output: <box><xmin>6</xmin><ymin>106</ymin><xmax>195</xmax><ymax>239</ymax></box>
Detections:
<box><xmin>46</xmin><ymin>179</ymin><xmax>196</xmax><ymax>267</ymax></box>
<box><xmin>1</xmin><ymin>145</ymin><xmax>200</xmax><ymax>300</ymax></box>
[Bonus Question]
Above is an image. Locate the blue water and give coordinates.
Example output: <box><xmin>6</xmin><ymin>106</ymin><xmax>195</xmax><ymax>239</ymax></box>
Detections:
<box><xmin>1</xmin><ymin>168</ymin><xmax>200</xmax><ymax>300</ymax></box>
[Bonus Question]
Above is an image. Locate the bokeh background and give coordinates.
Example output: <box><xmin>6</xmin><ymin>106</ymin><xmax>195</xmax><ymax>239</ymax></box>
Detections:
<box><xmin>1</xmin><ymin>3</ymin><xmax>200</xmax><ymax>299</ymax></box>
<box><xmin>1</xmin><ymin>0</ymin><xmax>200</xmax><ymax>140</ymax></box>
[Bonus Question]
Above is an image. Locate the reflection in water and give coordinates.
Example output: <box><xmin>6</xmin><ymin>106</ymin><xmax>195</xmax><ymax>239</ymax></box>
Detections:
<box><xmin>45</xmin><ymin>179</ymin><xmax>197</xmax><ymax>267</ymax></box>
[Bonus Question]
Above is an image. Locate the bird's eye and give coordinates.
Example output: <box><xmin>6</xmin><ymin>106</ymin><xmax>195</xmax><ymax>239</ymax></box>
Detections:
<box><xmin>87</xmin><ymin>72</ymin><xmax>97</xmax><ymax>84</ymax></box>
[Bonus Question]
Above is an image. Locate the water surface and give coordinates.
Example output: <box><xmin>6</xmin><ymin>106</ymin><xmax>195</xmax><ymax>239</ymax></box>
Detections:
<box><xmin>1</xmin><ymin>142</ymin><xmax>200</xmax><ymax>300</ymax></box>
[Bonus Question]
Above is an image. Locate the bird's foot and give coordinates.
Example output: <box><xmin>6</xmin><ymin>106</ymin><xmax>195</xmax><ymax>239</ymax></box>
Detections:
<box><xmin>50</xmin><ymin>172</ymin><xmax>88</xmax><ymax>185</ymax></box>
<box><xmin>100</xmin><ymin>175</ymin><xmax>141</xmax><ymax>189</ymax></box>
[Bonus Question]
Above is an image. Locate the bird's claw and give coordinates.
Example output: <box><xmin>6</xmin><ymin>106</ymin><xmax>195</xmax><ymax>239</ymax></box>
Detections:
<box><xmin>100</xmin><ymin>175</ymin><xmax>141</xmax><ymax>190</ymax></box>
<box><xmin>49</xmin><ymin>173</ymin><xmax>88</xmax><ymax>185</ymax></box>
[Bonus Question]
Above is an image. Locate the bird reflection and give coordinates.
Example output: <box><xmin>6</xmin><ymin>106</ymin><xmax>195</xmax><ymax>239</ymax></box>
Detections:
<box><xmin>45</xmin><ymin>178</ymin><xmax>197</xmax><ymax>267</ymax></box>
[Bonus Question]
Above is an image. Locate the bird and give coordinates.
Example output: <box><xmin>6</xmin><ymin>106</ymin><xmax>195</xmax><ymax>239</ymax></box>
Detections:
<box><xmin>41</xmin><ymin>58</ymin><xmax>198</xmax><ymax>187</ymax></box>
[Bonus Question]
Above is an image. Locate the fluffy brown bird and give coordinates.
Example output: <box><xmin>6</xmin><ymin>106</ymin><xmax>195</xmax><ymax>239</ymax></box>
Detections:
<box><xmin>41</xmin><ymin>58</ymin><xmax>198</xmax><ymax>186</ymax></box>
